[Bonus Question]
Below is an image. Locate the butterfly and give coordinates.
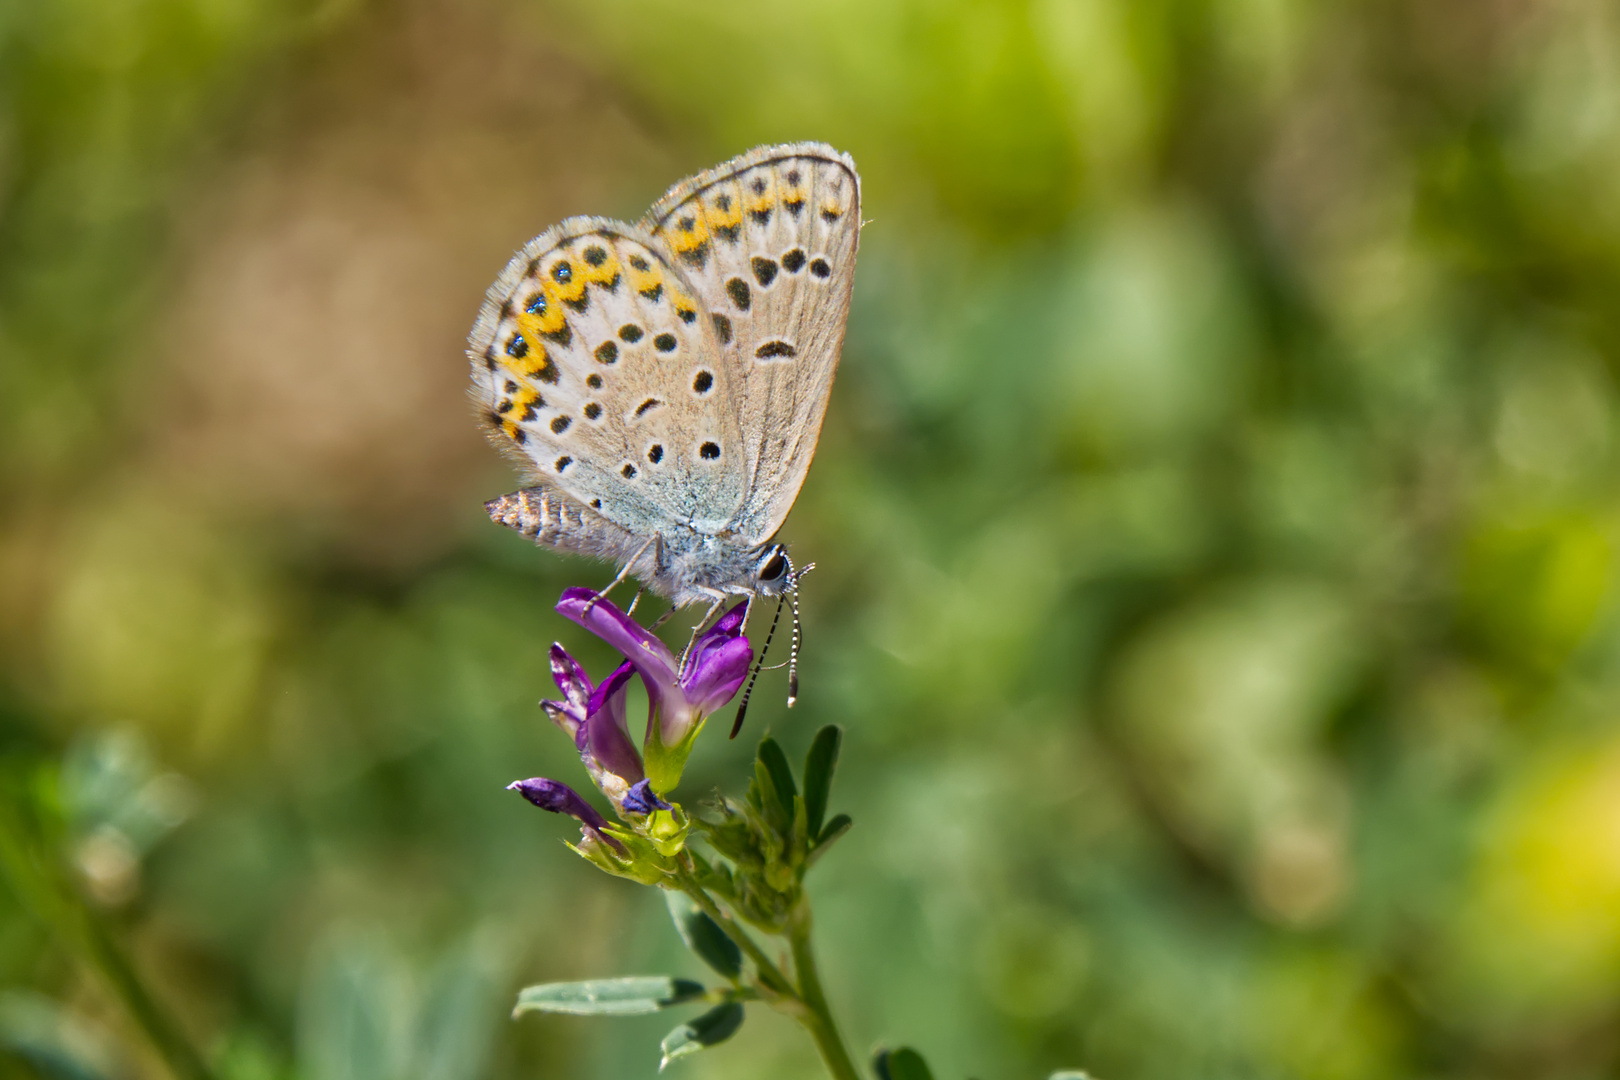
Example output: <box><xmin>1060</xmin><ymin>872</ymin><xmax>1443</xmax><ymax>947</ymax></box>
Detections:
<box><xmin>469</xmin><ymin>142</ymin><xmax>860</xmax><ymax>618</ymax></box>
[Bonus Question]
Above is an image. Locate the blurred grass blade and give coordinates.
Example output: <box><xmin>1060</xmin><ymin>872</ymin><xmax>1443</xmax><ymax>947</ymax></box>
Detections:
<box><xmin>802</xmin><ymin>725</ymin><xmax>842</xmax><ymax>838</ymax></box>
<box><xmin>658</xmin><ymin>1001</ymin><xmax>745</xmax><ymax>1071</ymax></box>
<box><xmin>0</xmin><ymin>991</ymin><xmax>118</xmax><ymax>1080</ymax></box>
<box><xmin>664</xmin><ymin>891</ymin><xmax>743</xmax><ymax>979</ymax></box>
<box><xmin>756</xmin><ymin>737</ymin><xmax>798</xmax><ymax>822</ymax></box>
<box><xmin>1049</xmin><ymin>1072</ymin><xmax>1095</xmax><ymax>1079</ymax></box>
<box><xmin>416</xmin><ymin>940</ymin><xmax>501</xmax><ymax>1080</ymax></box>
<box><xmin>513</xmin><ymin>977</ymin><xmax>705</xmax><ymax>1017</ymax></box>
<box><xmin>873</xmin><ymin>1046</ymin><xmax>935</xmax><ymax>1080</ymax></box>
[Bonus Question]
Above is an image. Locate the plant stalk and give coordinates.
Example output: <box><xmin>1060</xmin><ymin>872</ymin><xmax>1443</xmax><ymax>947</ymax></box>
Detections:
<box><xmin>673</xmin><ymin>875</ymin><xmax>797</xmax><ymax>1000</ymax></box>
<box><xmin>788</xmin><ymin>905</ymin><xmax>861</xmax><ymax>1080</ymax></box>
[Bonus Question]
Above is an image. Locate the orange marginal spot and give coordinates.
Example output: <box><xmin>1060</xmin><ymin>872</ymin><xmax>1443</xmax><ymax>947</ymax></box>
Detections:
<box><xmin>705</xmin><ymin>182</ymin><xmax>744</xmax><ymax>232</ymax></box>
<box><xmin>665</xmin><ymin>202</ymin><xmax>712</xmax><ymax>256</ymax></box>
<box><xmin>746</xmin><ymin>170</ymin><xmax>776</xmax><ymax>220</ymax></box>
<box><xmin>544</xmin><ymin>261</ymin><xmax>588</xmax><ymax>310</ymax></box>
<box><xmin>670</xmin><ymin>284</ymin><xmax>698</xmax><ymax>322</ymax></box>
<box><xmin>518</xmin><ymin>297</ymin><xmax>567</xmax><ymax>340</ymax></box>
<box><xmin>624</xmin><ymin>250</ymin><xmax>664</xmax><ymax>296</ymax></box>
<box><xmin>580</xmin><ymin>243</ymin><xmax>622</xmax><ymax>288</ymax></box>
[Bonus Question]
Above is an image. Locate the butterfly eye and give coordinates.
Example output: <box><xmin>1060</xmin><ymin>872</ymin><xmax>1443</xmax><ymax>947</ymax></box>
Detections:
<box><xmin>758</xmin><ymin>551</ymin><xmax>788</xmax><ymax>582</ymax></box>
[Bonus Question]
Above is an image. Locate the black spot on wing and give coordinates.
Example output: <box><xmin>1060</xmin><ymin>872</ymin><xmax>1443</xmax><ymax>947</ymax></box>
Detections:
<box><xmin>725</xmin><ymin>278</ymin><xmax>751</xmax><ymax>311</ymax></box>
<box><xmin>755</xmin><ymin>340</ymin><xmax>797</xmax><ymax>359</ymax></box>
<box><xmin>712</xmin><ymin>313</ymin><xmax>732</xmax><ymax>344</ymax></box>
<box><xmin>781</xmin><ymin>248</ymin><xmax>806</xmax><ymax>273</ymax></box>
<box><xmin>751</xmin><ymin>257</ymin><xmax>778</xmax><ymax>287</ymax></box>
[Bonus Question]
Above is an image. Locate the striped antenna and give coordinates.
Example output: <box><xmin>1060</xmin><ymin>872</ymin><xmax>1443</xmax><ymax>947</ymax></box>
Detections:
<box><xmin>730</xmin><ymin>595</ymin><xmax>786</xmax><ymax>738</ymax></box>
<box><xmin>787</xmin><ymin>563</ymin><xmax>815</xmax><ymax>707</ymax></box>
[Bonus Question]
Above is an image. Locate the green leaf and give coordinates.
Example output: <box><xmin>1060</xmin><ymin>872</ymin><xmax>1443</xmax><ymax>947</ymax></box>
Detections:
<box><xmin>872</xmin><ymin>1046</ymin><xmax>935</xmax><ymax>1080</ymax></box>
<box><xmin>664</xmin><ymin>890</ymin><xmax>743</xmax><ymax>979</ymax></box>
<box><xmin>756</xmin><ymin>737</ymin><xmax>798</xmax><ymax>822</ymax></box>
<box><xmin>802</xmin><ymin>725</ymin><xmax>842</xmax><ymax>837</ymax></box>
<box><xmin>512</xmin><ymin>976</ymin><xmax>705</xmax><ymax>1017</ymax></box>
<box><xmin>658</xmin><ymin>1001</ymin><xmax>745</xmax><ymax>1071</ymax></box>
<box><xmin>816</xmin><ymin>813</ymin><xmax>853</xmax><ymax>848</ymax></box>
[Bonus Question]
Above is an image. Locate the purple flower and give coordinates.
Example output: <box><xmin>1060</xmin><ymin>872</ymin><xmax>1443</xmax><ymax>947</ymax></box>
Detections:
<box><xmin>622</xmin><ymin>778</ymin><xmax>673</xmax><ymax>814</ymax></box>
<box><xmin>513</xmin><ymin>588</ymin><xmax>752</xmax><ymax>851</ymax></box>
<box><xmin>539</xmin><ymin>646</ymin><xmax>644</xmax><ymax>803</ymax></box>
<box><xmin>557</xmin><ymin>589</ymin><xmax>751</xmax><ymax>785</ymax></box>
<box><xmin>507</xmin><ymin>777</ymin><xmax>625</xmax><ymax>853</ymax></box>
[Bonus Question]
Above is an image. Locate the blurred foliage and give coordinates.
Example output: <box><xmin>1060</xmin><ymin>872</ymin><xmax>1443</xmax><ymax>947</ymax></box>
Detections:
<box><xmin>5</xmin><ymin>0</ymin><xmax>1620</xmax><ymax>1078</ymax></box>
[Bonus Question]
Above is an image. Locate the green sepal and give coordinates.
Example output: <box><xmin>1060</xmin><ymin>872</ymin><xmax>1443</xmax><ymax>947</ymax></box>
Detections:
<box><xmin>512</xmin><ymin>976</ymin><xmax>705</xmax><ymax>1017</ymax></box>
<box><xmin>872</xmin><ymin>1046</ymin><xmax>935</xmax><ymax>1080</ymax></box>
<box><xmin>658</xmin><ymin>1001</ymin><xmax>745</xmax><ymax>1071</ymax></box>
<box><xmin>663</xmin><ymin>890</ymin><xmax>743</xmax><ymax>979</ymax></box>
<box><xmin>569</xmin><ymin>828</ymin><xmax>668</xmax><ymax>885</ymax></box>
<box><xmin>643</xmin><ymin>805</ymin><xmax>691</xmax><ymax>858</ymax></box>
<box><xmin>644</xmin><ymin>710</ymin><xmax>707</xmax><ymax>793</ymax></box>
<box><xmin>802</xmin><ymin>725</ymin><xmax>841</xmax><ymax>838</ymax></box>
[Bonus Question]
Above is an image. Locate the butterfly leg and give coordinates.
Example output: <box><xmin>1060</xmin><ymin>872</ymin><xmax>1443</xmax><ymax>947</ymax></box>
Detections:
<box><xmin>680</xmin><ymin>595</ymin><xmax>727</xmax><ymax>666</ymax></box>
<box><xmin>583</xmin><ymin>534</ymin><xmax>657</xmax><ymax>617</ymax></box>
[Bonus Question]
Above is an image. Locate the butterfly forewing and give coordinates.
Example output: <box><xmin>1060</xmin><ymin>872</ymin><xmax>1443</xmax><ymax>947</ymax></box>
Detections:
<box><xmin>469</xmin><ymin>216</ymin><xmax>747</xmax><ymax>535</ymax></box>
<box><xmin>642</xmin><ymin>143</ymin><xmax>860</xmax><ymax>545</ymax></box>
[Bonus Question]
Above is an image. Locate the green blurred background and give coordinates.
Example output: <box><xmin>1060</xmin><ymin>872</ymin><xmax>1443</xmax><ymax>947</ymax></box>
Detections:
<box><xmin>5</xmin><ymin>0</ymin><xmax>1620</xmax><ymax>1077</ymax></box>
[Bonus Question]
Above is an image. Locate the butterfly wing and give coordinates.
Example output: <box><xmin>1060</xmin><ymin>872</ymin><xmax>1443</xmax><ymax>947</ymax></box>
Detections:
<box><xmin>468</xmin><ymin>217</ymin><xmax>749</xmax><ymax>542</ymax></box>
<box><xmin>641</xmin><ymin>143</ymin><xmax>860</xmax><ymax>545</ymax></box>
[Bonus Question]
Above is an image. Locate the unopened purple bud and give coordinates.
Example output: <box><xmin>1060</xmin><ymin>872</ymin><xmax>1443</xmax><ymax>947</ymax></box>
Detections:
<box><xmin>507</xmin><ymin>778</ymin><xmax>607</xmax><ymax>830</ymax></box>
<box><xmin>621</xmin><ymin>778</ymin><xmax>673</xmax><ymax>814</ymax></box>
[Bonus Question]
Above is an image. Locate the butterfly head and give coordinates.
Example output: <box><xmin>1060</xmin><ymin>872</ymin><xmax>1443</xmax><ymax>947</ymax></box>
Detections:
<box><xmin>752</xmin><ymin>542</ymin><xmax>795</xmax><ymax>598</ymax></box>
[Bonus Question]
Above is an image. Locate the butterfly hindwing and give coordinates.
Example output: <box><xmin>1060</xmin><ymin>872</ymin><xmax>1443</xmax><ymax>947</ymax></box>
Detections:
<box><xmin>468</xmin><ymin>216</ymin><xmax>748</xmax><ymax>537</ymax></box>
<box><xmin>642</xmin><ymin>143</ymin><xmax>861</xmax><ymax>544</ymax></box>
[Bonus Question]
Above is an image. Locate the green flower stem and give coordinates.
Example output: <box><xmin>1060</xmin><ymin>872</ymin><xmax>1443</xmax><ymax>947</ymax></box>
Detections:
<box><xmin>673</xmin><ymin>874</ymin><xmax>797</xmax><ymax>1001</ymax></box>
<box><xmin>0</xmin><ymin>796</ymin><xmax>218</xmax><ymax>1080</ymax></box>
<box><xmin>788</xmin><ymin>905</ymin><xmax>861</xmax><ymax>1080</ymax></box>
<box><xmin>672</xmin><ymin>868</ymin><xmax>860</xmax><ymax>1080</ymax></box>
